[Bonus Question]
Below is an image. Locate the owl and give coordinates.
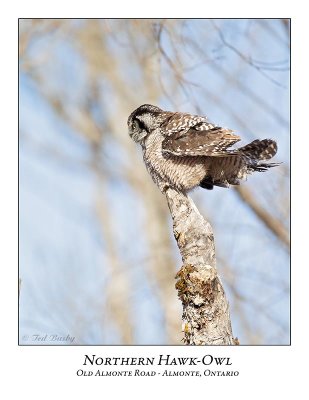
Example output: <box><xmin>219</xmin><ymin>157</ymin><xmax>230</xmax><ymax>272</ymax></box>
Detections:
<box><xmin>127</xmin><ymin>104</ymin><xmax>279</xmax><ymax>193</ymax></box>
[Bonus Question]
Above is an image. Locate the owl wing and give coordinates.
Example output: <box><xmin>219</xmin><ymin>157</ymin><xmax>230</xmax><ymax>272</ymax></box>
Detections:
<box><xmin>161</xmin><ymin>112</ymin><xmax>212</xmax><ymax>135</ymax></box>
<box><xmin>162</xmin><ymin>120</ymin><xmax>241</xmax><ymax>157</ymax></box>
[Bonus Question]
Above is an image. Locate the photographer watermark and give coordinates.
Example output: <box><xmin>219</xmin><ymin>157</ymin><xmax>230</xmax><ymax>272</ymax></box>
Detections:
<box><xmin>21</xmin><ymin>333</ymin><xmax>75</xmax><ymax>343</ymax></box>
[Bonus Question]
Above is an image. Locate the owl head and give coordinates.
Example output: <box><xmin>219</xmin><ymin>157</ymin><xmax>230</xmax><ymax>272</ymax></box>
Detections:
<box><xmin>127</xmin><ymin>104</ymin><xmax>164</xmax><ymax>143</ymax></box>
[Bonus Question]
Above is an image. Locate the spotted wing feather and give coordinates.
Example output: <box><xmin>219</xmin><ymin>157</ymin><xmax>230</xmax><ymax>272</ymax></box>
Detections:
<box><xmin>162</xmin><ymin>127</ymin><xmax>241</xmax><ymax>157</ymax></box>
<box><xmin>161</xmin><ymin>112</ymin><xmax>214</xmax><ymax>136</ymax></box>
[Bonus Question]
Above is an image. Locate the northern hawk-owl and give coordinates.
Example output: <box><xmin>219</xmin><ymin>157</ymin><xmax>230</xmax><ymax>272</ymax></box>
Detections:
<box><xmin>128</xmin><ymin>104</ymin><xmax>279</xmax><ymax>193</ymax></box>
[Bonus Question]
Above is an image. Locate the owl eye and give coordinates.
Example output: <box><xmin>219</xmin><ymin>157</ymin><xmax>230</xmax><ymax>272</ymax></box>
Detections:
<box><xmin>133</xmin><ymin>120</ymin><xmax>140</xmax><ymax>130</ymax></box>
<box><xmin>135</xmin><ymin>118</ymin><xmax>148</xmax><ymax>132</ymax></box>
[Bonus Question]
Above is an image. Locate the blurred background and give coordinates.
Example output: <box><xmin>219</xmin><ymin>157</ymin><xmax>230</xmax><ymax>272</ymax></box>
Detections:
<box><xmin>19</xmin><ymin>19</ymin><xmax>290</xmax><ymax>345</ymax></box>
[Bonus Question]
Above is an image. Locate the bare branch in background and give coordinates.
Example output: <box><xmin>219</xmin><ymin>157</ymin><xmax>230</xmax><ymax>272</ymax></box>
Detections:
<box><xmin>235</xmin><ymin>186</ymin><xmax>290</xmax><ymax>249</ymax></box>
<box><xmin>212</xmin><ymin>21</ymin><xmax>288</xmax><ymax>88</ymax></box>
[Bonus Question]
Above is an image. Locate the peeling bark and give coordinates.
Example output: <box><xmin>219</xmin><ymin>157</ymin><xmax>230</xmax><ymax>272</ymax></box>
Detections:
<box><xmin>165</xmin><ymin>188</ymin><xmax>237</xmax><ymax>345</ymax></box>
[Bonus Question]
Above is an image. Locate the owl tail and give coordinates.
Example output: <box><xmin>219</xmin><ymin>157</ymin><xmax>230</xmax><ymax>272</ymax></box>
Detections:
<box><xmin>239</xmin><ymin>139</ymin><xmax>277</xmax><ymax>161</ymax></box>
<box><xmin>239</xmin><ymin>139</ymin><xmax>280</xmax><ymax>172</ymax></box>
<box><xmin>200</xmin><ymin>139</ymin><xmax>280</xmax><ymax>190</ymax></box>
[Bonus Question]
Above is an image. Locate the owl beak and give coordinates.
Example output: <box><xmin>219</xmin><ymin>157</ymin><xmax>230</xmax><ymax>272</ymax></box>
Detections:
<box><xmin>130</xmin><ymin>130</ymin><xmax>148</xmax><ymax>143</ymax></box>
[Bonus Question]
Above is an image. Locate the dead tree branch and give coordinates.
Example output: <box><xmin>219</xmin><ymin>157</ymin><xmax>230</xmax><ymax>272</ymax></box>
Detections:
<box><xmin>165</xmin><ymin>188</ymin><xmax>237</xmax><ymax>345</ymax></box>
